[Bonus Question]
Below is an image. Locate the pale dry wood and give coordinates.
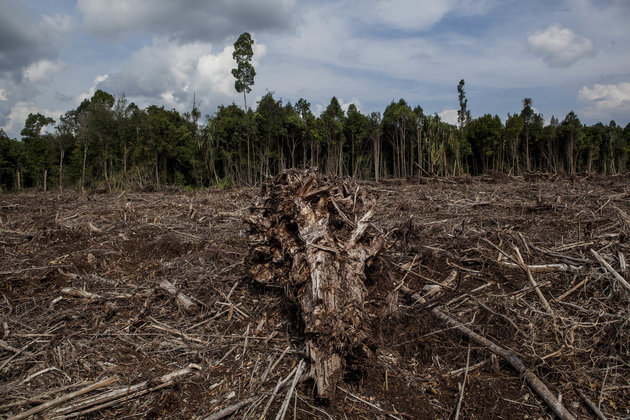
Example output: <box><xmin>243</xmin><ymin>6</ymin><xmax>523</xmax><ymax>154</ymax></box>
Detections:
<box><xmin>338</xmin><ymin>386</ymin><xmax>404</xmax><ymax>420</ymax></box>
<box><xmin>8</xmin><ymin>376</ymin><xmax>118</xmax><ymax>420</ymax></box>
<box><xmin>204</xmin><ymin>396</ymin><xmax>258</xmax><ymax>420</ymax></box>
<box><xmin>52</xmin><ymin>364</ymin><xmax>200</xmax><ymax>416</ymax></box>
<box><xmin>590</xmin><ymin>249</ymin><xmax>630</xmax><ymax>293</ymax></box>
<box><xmin>556</xmin><ymin>277</ymin><xmax>589</xmax><ymax>302</ymax></box>
<box><xmin>61</xmin><ymin>287</ymin><xmax>102</xmax><ymax>300</ymax></box>
<box><xmin>498</xmin><ymin>261</ymin><xmax>582</xmax><ymax>273</ymax></box>
<box><xmin>246</xmin><ymin>169</ymin><xmax>385</xmax><ymax>399</ymax></box>
<box><xmin>402</xmin><ymin>285</ymin><xmax>576</xmax><ymax>420</ymax></box>
<box><xmin>513</xmin><ymin>246</ymin><xmax>554</xmax><ymax>315</ymax></box>
<box><xmin>577</xmin><ymin>389</ymin><xmax>608</xmax><ymax>420</ymax></box>
<box><xmin>275</xmin><ymin>359</ymin><xmax>305</xmax><ymax>420</ymax></box>
<box><xmin>159</xmin><ymin>279</ymin><xmax>198</xmax><ymax>313</ymax></box>
<box><xmin>258</xmin><ymin>365</ymin><xmax>298</xmax><ymax>420</ymax></box>
<box><xmin>453</xmin><ymin>346</ymin><xmax>471</xmax><ymax>420</ymax></box>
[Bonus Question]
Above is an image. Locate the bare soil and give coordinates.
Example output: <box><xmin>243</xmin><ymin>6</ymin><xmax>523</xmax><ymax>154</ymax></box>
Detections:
<box><xmin>1</xmin><ymin>173</ymin><xmax>629</xmax><ymax>419</ymax></box>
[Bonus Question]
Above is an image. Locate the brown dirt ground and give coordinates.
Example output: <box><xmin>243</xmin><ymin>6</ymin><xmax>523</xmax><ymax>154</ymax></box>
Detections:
<box><xmin>1</xmin><ymin>173</ymin><xmax>629</xmax><ymax>419</ymax></box>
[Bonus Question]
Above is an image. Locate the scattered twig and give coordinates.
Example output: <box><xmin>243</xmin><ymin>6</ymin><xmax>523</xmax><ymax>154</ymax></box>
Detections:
<box><xmin>453</xmin><ymin>346</ymin><xmax>471</xmax><ymax>420</ymax></box>
<box><xmin>590</xmin><ymin>249</ymin><xmax>630</xmax><ymax>293</ymax></box>
<box><xmin>204</xmin><ymin>396</ymin><xmax>259</xmax><ymax>420</ymax></box>
<box><xmin>159</xmin><ymin>279</ymin><xmax>198</xmax><ymax>313</ymax></box>
<box><xmin>8</xmin><ymin>376</ymin><xmax>118</xmax><ymax>420</ymax></box>
<box><xmin>577</xmin><ymin>389</ymin><xmax>608</xmax><ymax>420</ymax></box>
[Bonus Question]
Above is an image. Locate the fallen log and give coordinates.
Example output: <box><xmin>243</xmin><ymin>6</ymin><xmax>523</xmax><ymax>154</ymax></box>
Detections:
<box><xmin>245</xmin><ymin>169</ymin><xmax>385</xmax><ymax>399</ymax></box>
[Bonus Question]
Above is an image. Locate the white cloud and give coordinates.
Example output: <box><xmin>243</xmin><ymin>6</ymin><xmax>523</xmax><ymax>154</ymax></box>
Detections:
<box><xmin>364</xmin><ymin>0</ymin><xmax>498</xmax><ymax>31</ymax></box>
<box><xmin>1</xmin><ymin>102</ymin><xmax>61</xmax><ymax>137</ymax></box>
<box><xmin>527</xmin><ymin>24</ymin><xmax>595</xmax><ymax>68</ymax></box>
<box><xmin>97</xmin><ymin>38</ymin><xmax>266</xmax><ymax>111</ymax></box>
<box><xmin>197</xmin><ymin>46</ymin><xmax>238</xmax><ymax>97</ymax></box>
<box><xmin>578</xmin><ymin>82</ymin><xmax>630</xmax><ymax>118</ymax></box>
<box><xmin>438</xmin><ymin>107</ymin><xmax>458</xmax><ymax>125</ymax></box>
<box><xmin>23</xmin><ymin>59</ymin><xmax>65</xmax><ymax>83</ymax></box>
<box><xmin>0</xmin><ymin>89</ymin><xmax>7</xmax><ymax>101</ymax></box>
<box><xmin>75</xmin><ymin>74</ymin><xmax>109</xmax><ymax>104</ymax></box>
<box><xmin>339</xmin><ymin>98</ymin><xmax>363</xmax><ymax>113</ymax></box>
<box><xmin>370</xmin><ymin>1</ymin><xmax>453</xmax><ymax>31</ymax></box>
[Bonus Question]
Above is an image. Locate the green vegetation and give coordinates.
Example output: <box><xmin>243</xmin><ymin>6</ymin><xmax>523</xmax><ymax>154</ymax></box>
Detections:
<box><xmin>2</xmin><ymin>69</ymin><xmax>629</xmax><ymax>192</ymax></box>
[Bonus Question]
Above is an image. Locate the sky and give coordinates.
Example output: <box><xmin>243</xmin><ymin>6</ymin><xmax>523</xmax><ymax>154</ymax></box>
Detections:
<box><xmin>1</xmin><ymin>0</ymin><xmax>629</xmax><ymax>138</ymax></box>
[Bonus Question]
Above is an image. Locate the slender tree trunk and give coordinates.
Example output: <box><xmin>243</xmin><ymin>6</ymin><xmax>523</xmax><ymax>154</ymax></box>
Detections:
<box><xmin>417</xmin><ymin>127</ymin><xmax>422</xmax><ymax>178</ymax></box>
<box><xmin>247</xmin><ymin>136</ymin><xmax>251</xmax><ymax>185</ymax></box>
<box><xmin>525</xmin><ymin>133</ymin><xmax>531</xmax><ymax>172</ymax></box>
<box><xmin>43</xmin><ymin>169</ymin><xmax>47</xmax><ymax>192</ymax></box>
<box><xmin>59</xmin><ymin>148</ymin><xmax>65</xmax><ymax>189</ymax></box>
<box><xmin>82</xmin><ymin>142</ymin><xmax>88</xmax><ymax>187</ymax></box>
<box><xmin>243</xmin><ymin>92</ymin><xmax>247</xmax><ymax>111</ymax></box>
<box><xmin>16</xmin><ymin>170</ymin><xmax>21</xmax><ymax>191</ymax></box>
<box><xmin>123</xmin><ymin>142</ymin><xmax>128</xmax><ymax>180</ymax></box>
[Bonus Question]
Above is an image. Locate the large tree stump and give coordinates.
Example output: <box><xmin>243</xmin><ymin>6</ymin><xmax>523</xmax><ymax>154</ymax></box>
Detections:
<box><xmin>245</xmin><ymin>169</ymin><xmax>385</xmax><ymax>399</ymax></box>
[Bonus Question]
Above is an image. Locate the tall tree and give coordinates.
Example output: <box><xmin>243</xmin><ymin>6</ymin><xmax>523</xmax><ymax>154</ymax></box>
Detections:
<box><xmin>54</xmin><ymin>111</ymin><xmax>77</xmax><ymax>189</ymax></box>
<box><xmin>558</xmin><ymin>111</ymin><xmax>582</xmax><ymax>174</ymax></box>
<box><xmin>505</xmin><ymin>113</ymin><xmax>524</xmax><ymax>174</ymax></box>
<box><xmin>367</xmin><ymin>112</ymin><xmax>382</xmax><ymax>181</ymax></box>
<box><xmin>320</xmin><ymin>97</ymin><xmax>346</xmax><ymax>176</ymax></box>
<box><xmin>21</xmin><ymin>113</ymin><xmax>55</xmax><ymax>188</ymax></box>
<box><xmin>232</xmin><ymin>32</ymin><xmax>256</xmax><ymax>111</ymax></box>
<box><xmin>520</xmin><ymin>98</ymin><xmax>542</xmax><ymax>171</ymax></box>
<box><xmin>457</xmin><ymin>79</ymin><xmax>471</xmax><ymax>131</ymax></box>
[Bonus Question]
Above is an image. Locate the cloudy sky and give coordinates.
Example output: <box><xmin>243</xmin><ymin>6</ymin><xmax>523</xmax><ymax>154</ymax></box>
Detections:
<box><xmin>1</xmin><ymin>0</ymin><xmax>629</xmax><ymax>138</ymax></box>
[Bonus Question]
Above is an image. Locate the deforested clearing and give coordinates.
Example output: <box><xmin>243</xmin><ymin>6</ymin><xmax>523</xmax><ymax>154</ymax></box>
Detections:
<box><xmin>1</xmin><ymin>173</ymin><xmax>629</xmax><ymax>419</ymax></box>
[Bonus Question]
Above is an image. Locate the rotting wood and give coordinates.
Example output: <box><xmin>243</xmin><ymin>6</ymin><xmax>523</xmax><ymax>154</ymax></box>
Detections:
<box><xmin>245</xmin><ymin>169</ymin><xmax>385</xmax><ymax>399</ymax></box>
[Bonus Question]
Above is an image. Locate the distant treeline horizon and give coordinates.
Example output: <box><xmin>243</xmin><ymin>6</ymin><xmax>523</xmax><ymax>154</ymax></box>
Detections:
<box><xmin>1</xmin><ymin>87</ymin><xmax>629</xmax><ymax>192</ymax></box>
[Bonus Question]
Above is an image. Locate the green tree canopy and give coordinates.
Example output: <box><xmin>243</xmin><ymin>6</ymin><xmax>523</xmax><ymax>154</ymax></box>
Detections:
<box><xmin>232</xmin><ymin>32</ymin><xmax>256</xmax><ymax>111</ymax></box>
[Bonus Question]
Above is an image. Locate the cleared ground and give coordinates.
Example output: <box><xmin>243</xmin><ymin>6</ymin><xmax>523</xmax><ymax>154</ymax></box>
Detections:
<box><xmin>1</xmin><ymin>173</ymin><xmax>629</xmax><ymax>419</ymax></box>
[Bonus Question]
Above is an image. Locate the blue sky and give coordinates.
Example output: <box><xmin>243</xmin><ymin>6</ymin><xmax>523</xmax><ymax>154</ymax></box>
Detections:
<box><xmin>1</xmin><ymin>0</ymin><xmax>629</xmax><ymax>138</ymax></box>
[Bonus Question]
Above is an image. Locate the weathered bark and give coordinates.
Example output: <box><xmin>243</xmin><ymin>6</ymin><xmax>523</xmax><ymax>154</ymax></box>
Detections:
<box><xmin>245</xmin><ymin>169</ymin><xmax>385</xmax><ymax>399</ymax></box>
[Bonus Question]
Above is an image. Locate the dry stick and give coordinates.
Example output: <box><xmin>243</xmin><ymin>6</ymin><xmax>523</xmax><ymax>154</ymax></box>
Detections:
<box><xmin>406</xmin><ymin>272</ymin><xmax>574</xmax><ymax>420</ymax></box>
<box><xmin>203</xmin><ymin>396</ymin><xmax>259</xmax><ymax>420</ymax></box>
<box><xmin>275</xmin><ymin>359</ymin><xmax>305</xmax><ymax>420</ymax></box>
<box><xmin>590</xmin><ymin>249</ymin><xmax>630</xmax><ymax>293</ymax></box>
<box><xmin>453</xmin><ymin>346</ymin><xmax>471</xmax><ymax>420</ymax></box>
<box><xmin>556</xmin><ymin>277</ymin><xmax>589</xmax><ymax>302</ymax></box>
<box><xmin>498</xmin><ymin>261</ymin><xmax>581</xmax><ymax>273</ymax></box>
<box><xmin>259</xmin><ymin>345</ymin><xmax>291</xmax><ymax>387</ymax></box>
<box><xmin>61</xmin><ymin>380</ymin><xmax>175</xmax><ymax>419</ymax></box>
<box><xmin>8</xmin><ymin>376</ymin><xmax>118</xmax><ymax>420</ymax></box>
<box><xmin>513</xmin><ymin>246</ymin><xmax>554</xmax><ymax>315</ymax></box>
<box><xmin>52</xmin><ymin>364</ymin><xmax>200</xmax><ymax>416</ymax></box>
<box><xmin>61</xmin><ymin>287</ymin><xmax>102</xmax><ymax>300</ymax></box>
<box><xmin>0</xmin><ymin>338</ymin><xmax>39</xmax><ymax>371</ymax></box>
<box><xmin>426</xmin><ymin>304</ymin><xmax>576</xmax><ymax>420</ymax></box>
<box><xmin>338</xmin><ymin>387</ymin><xmax>403</xmax><ymax>420</ymax></box>
<box><xmin>159</xmin><ymin>279</ymin><xmax>198</xmax><ymax>313</ymax></box>
<box><xmin>577</xmin><ymin>389</ymin><xmax>608</xmax><ymax>420</ymax></box>
<box><xmin>259</xmin><ymin>365</ymin><xmax>298</xmax><ymax>420</ymax></box>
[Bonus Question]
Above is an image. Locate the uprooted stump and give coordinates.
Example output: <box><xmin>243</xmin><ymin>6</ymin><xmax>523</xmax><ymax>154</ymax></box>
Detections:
<box><xmin>245</xmin><ymin>169</ymin><xmax>385</xmax><ymax>399</ymax></box>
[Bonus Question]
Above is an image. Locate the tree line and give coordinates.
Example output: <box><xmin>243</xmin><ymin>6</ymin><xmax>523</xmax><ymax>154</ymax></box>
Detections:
<box><xmin>1</xmin><ymin>86</ymin><xmax>629</xmax><ymax>192</ymax></box>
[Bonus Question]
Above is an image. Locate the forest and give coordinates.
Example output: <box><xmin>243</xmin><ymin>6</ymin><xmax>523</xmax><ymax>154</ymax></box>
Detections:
<box><xmin>1</xmin><ymin>85</ymin><xmax>629</xmax><ymax>192</ymax></box>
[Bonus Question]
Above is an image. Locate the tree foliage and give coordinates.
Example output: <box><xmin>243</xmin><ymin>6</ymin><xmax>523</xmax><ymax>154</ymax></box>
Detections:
<box><xmin>0</xmin><ymin>87</ymin><xmax>627</xmax><ymax>193</ymax></box>
<box><xmin>232</xmin><ymin>32</ymin><xmax>256</xmax><ymax>111</ymax></box>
